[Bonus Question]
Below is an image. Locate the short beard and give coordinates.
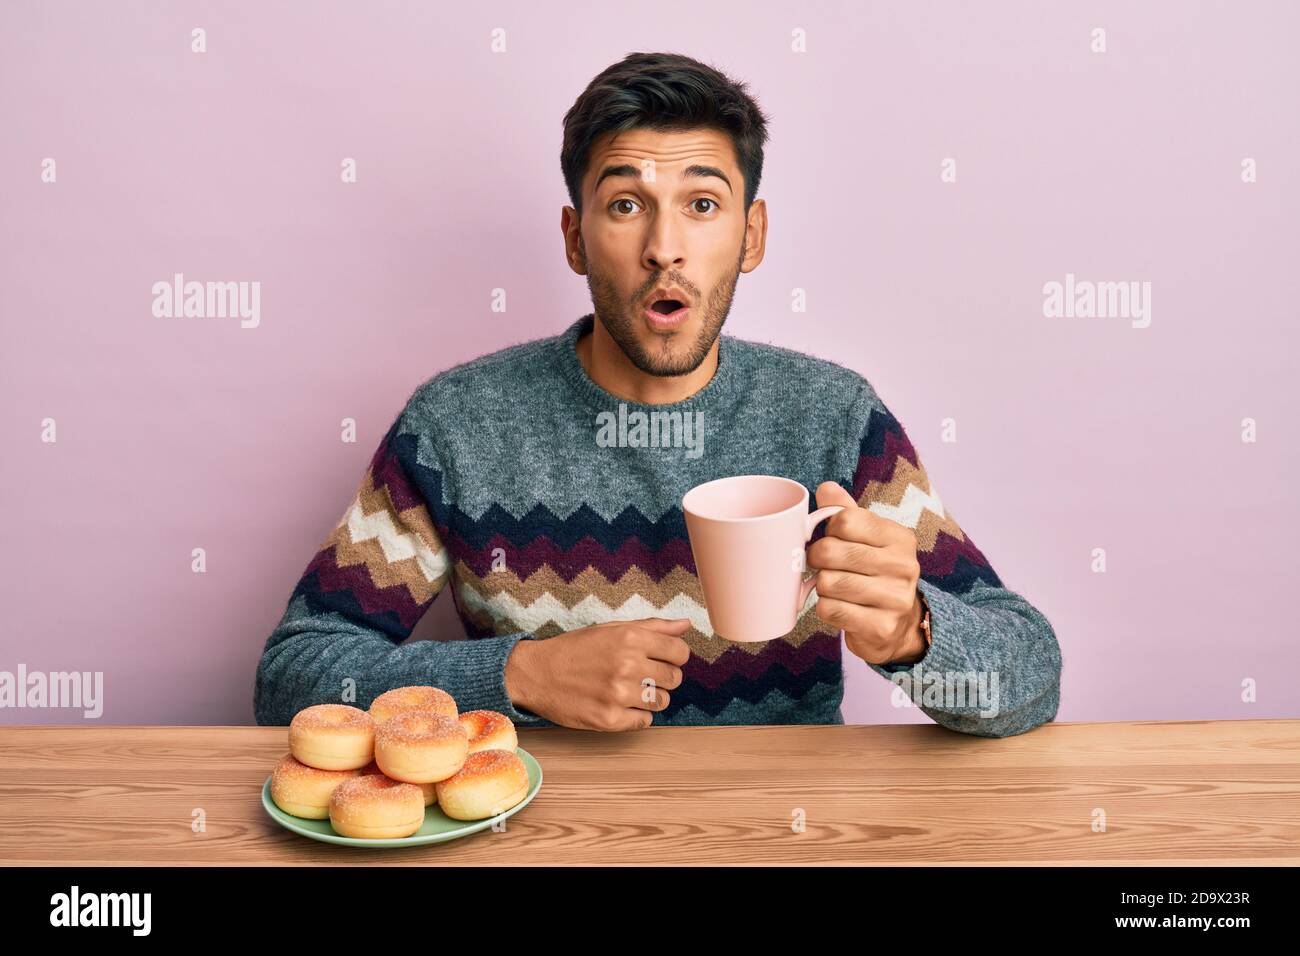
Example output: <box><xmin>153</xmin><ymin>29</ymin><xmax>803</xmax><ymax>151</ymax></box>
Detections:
<box><xmin>583</xmin><ymin>240</ymin><xmax>745</xmax><ymax>377</ymax></box>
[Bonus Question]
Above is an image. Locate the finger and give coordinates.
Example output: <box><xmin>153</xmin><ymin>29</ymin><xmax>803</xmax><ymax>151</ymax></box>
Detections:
<box><xmin>813</xmin><ymin>596</ymin><xmax>897</xmax><ymax>638</ymax></box>
<box><xmin>632</xmin><ymin>617</ymin><xmax>692</xmax><ymax>635</ymax></box>
<box><xmin>823</xmin><ymin>504</ymin><xmax>906</xmax><ymax>547</ymax></box>
<box><xmin>815</xmin><ymin>569</ymin><xmax>916</xmax><ymax>613</ymax></box>
<box><xmin>613</xmin><ymin>659</ymin><xmax>684</xmax><ymax>706</ymax></box>
<box><xmin>814</xmin><ymin>481</ymin><xmax>858</xmax><ymax>511</ymax></box>
<box><xmin>641</xmin><ymin>658</ymin><xmax>684</xmax><ymax>691</ymax></box>
<box><xmin>603</xmin><ymin>707</ymin><xmax>655</xmax><ymax>732</ymax></box>
<box><xmin>622</xmin><ymin>679</ymin><xmax>671</xmax><ymax>712</ymax></box>
<box><xmin>637</xmin><ymin>630</ymin><xmax>693</xmax><ymax>667</ymax></box>
<box><xmin>807</xmin><ymin>535</ymin><xmax>912</xmax><ymax>576</ymax></box>
<box><xmin>812</xmin><ymin>567</ymin><xmax>876</xmax><ymax>606</ymax></box>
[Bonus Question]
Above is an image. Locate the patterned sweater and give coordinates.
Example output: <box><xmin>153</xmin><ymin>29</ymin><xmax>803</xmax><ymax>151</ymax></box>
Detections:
<box><xmin>254</xmin><ymin>314</ymin><xmax>1062</xmax><ymax>736</ymax></box>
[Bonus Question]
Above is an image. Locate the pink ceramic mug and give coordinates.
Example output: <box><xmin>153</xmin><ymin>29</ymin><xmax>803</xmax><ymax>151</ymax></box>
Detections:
<box><xmin>682</xmin><ymin>475</ymin><xmax>844</xmax><ymax>642</ymax></box>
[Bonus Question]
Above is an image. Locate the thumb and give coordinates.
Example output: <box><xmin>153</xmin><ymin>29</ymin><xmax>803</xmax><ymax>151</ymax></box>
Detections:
<box><xmin>815</xmin><ymin>481</ymin><xmax>858</xmax><ymax>510</ymax></box>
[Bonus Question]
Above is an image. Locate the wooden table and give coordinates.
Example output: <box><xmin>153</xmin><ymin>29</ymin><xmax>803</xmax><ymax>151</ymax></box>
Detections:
<box><xmin>1</xmin><ymin>719</ymin><xmax>1297</xmax><ymax>865</ymax></box>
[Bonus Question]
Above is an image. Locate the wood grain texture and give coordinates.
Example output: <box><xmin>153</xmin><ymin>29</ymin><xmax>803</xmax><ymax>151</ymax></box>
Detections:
<box><xmin>0</xmin><ymin>719</ymin><xmax>1296</xmax><ymax>866</ymax></box>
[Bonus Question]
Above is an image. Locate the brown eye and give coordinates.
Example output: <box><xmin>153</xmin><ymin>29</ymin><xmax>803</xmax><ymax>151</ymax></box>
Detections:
<box><xmin>693</xmin><ymin>198</ymin><xmax>718</xmax><ymax>214</ymax></box>
<box><xmin>611</xmin><ymin>199</ymin><xmax>638</xmax><ymax>215</ymax></box>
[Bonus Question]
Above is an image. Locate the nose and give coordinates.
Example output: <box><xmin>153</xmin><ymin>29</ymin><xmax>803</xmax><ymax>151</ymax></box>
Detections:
<box><xmin>642</xmin><ymin>216</ymin><xmax>685</xmax><ymax>274</ymax></box>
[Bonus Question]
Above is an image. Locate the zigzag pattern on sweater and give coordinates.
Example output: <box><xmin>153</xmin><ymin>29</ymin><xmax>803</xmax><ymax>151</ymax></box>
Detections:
<box><xmin>289</xmin><ymin>401</ymin><xmax>1002</xmax><ymax>719</ymax></box>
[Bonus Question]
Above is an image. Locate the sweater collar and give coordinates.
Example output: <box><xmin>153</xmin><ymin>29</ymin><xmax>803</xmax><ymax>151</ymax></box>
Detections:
<box><xmin>554</xmin><ymin>313</ymin><xmax>741</xmax><ymax>413</ymax></box>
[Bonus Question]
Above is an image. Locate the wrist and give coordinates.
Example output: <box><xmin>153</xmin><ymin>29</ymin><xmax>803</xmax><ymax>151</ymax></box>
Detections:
<box><xmin>889</xmin><ymin>588</ymin><xmax>931</xmax><ymax>666</ymax></box>
<box><xmin>504</xmin><ymin>638</ymin><xmax>540</xmax><ymax>713</ymax></box>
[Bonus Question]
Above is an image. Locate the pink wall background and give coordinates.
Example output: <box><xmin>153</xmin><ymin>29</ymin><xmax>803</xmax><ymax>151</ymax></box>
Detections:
<box><xmin>2</xmin><ymin>1</ymin><xmax>1295</xmax><ymax>725</ymax></box>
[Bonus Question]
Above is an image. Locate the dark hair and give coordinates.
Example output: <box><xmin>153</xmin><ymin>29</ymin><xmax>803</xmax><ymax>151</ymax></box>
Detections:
<box><xmin>560</xmin><ymin>52</ymin><xmax>771</xmax><ymax>219</ymax></box>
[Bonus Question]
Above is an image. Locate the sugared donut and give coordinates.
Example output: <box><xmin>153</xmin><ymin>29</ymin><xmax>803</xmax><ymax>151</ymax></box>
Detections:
<box><xmin>328</xmin><ymin>774</ymin><xmax>425</xmax><ymax>839</ymax></box>
<box><xmin>269</xmin><ymin>754</ymin><xmax>363</xmax><ymax>819</ymax></box>
<box><xmin>374</xmin><ymin>710</ymin><xmax>468</xmax><ymax>784</ymax></box>
<box><xmin>289</xmin><ymin>704</ymin><xmax>375</xmax><ymax>770</ymax></box>
<box><xmin>434</xmin><ymin>749</ymin><xmax>530</xmax><ymax>821</ymax></box>
<box><xmin>459</xmin><ymin>710</ymin><xmax>518</xmax><ymax>754</ymax></box>
<box><xmin>358</xmin><ymin>758</ymin><xmax>436</xmax><ymax>807</ymax></box>
<box><xmin>369</xmin><ymin>686</ymin><xmax>457</xmax><ymax>725</ymax></box>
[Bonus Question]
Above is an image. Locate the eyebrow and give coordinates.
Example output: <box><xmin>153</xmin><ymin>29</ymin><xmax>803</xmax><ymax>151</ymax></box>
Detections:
<box><xmin>594</xmin><ymin>163</ymin><xmax>733</xmax><ymax>195</ymax></box>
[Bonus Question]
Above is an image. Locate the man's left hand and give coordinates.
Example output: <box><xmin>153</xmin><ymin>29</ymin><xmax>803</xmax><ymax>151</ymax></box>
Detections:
<box><xmin>806</xmin><ymin>481</ymin><xmax>927</xmax><ymax>666</ymax></box>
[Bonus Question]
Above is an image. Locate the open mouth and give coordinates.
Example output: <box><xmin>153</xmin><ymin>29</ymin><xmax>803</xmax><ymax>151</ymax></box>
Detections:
<box><xmin>650</xmin><ymin>299</ymin><xmax>685</xmax><ymax>314</ymax></box>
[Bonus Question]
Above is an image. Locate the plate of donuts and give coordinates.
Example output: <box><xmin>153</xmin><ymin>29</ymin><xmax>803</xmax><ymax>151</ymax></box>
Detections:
<box><xmin>261</xmin><ymin>686</ymin><xmax>543</xmax><ymax>848</ymax></box>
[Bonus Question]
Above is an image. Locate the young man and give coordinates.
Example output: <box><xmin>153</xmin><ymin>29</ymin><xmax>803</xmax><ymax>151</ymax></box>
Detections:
<box><xmin>255</xmin><ymin>52</ymin><xmax>1062</xmax><ymax>737</ymax></box>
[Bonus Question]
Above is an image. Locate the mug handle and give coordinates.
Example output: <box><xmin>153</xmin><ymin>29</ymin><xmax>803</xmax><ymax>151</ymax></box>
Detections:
<box><xmin>798</xmin><ymin>506</ymin><xmax>845</xmax><ymax>608</ymax></box>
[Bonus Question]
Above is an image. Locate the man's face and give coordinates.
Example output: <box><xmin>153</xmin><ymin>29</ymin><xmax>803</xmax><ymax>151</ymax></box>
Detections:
<box><xmin>566</xmin><ymin>127</ymin><xmax>764</xmax><ymax>376</ymax></box>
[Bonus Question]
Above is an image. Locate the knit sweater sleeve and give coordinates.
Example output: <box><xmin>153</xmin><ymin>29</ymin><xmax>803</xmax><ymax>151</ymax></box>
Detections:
<box><xmin>253</xmin><ymin>406</ymin><xmax>552</xmax><ymax>727</ymax></box>
<box><xmin>843</xmin><ymin>384</ymin><xmax>1062</xmax><ymax>738</ymax></box>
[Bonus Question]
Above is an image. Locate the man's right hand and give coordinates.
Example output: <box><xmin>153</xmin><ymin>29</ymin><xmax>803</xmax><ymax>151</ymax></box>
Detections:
<box><xmin>503</xmin><ymin>618</ymin><xmax>691</xmax><ymax>731</ymax></box>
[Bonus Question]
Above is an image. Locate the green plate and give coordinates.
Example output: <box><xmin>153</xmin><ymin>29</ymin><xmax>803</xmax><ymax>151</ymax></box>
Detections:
<box><xmin>261</xmin><ymin>747</ymin><xmax>542</xmax><ymax>847</ymax></box>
